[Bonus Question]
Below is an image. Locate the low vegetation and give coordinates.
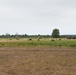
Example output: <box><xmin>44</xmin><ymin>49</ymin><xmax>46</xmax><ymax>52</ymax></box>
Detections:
<box><xmin>0</xmin><ymin>38</ymin><xmax>76</xmax><ymax>48</ymax></box>
<box><xmin>0</xmin><ymin>38</ymin><xmax>76</xmax><ymax>75</ymax></box>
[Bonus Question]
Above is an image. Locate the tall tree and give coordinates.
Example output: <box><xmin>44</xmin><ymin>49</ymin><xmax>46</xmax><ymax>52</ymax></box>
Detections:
<box><xmin>52</xmin><ymin>29</ymin><xmax>60</xmax><ymax>38</ymax></box>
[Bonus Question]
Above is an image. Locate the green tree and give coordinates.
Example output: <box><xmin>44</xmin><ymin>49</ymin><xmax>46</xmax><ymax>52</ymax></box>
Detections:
<box><xmin>52</xmin><ymin>29</ymin><xmax>60</xmax><ymax>38</ymax></box>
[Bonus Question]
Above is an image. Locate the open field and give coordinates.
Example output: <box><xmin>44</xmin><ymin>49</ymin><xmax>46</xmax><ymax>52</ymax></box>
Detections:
<box><xmin>0</xmin><ymin>47</ymin><xmax>76</xmax><ymax>75</ymax></box>
<box><xmin>0</xmin><ymin>38</ymin><xmax>76</xmax><ymax>75</ymax></box>
<box><xmin>0</xmin><ymin>38</ymin><xmax>76</xmax><ymax>48</ymax></box>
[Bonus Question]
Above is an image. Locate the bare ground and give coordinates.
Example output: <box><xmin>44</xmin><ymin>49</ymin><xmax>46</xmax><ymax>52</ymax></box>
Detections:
<box><xmin>0</xmin><ymin>47</ymin><xmax>76</xmax><ymax>75</ymax></box>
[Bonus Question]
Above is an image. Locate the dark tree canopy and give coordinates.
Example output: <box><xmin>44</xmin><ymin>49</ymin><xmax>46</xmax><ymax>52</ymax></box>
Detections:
<box><xmin>52</xmin><ymin>29</ymin><xmax>60</xmax><ymax>38</ymax></box>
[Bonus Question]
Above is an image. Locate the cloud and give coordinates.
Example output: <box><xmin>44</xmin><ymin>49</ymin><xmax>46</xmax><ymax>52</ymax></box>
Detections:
<box><xmin>0</xmin><ymin>0</ymin><xmax>76</xmax><ymax>34</ymax></box>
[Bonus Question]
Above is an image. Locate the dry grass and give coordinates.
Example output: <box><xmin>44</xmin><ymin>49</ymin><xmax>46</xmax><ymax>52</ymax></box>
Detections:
<box><xmin>0</xmin><ymin>47</ymin><xmax>76</xmax><ymax>75</ymax></box>
<box><xmin>0</xmin><ymin>38</ymin><xmax>28</xmax><ymax>42</ymax></box>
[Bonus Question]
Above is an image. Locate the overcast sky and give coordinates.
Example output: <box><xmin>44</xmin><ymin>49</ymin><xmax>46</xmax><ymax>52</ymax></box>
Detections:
<box><xmin>0</xmin><ymin>0</ymin><xmax>76</xmax><ymax>35</ymax></box>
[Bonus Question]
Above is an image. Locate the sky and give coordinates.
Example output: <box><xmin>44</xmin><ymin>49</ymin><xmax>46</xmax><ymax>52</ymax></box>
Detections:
<box><xmin>0</xmin><ymin>0</ymin><xmax>76</xmax><ymax>35</ymax></box>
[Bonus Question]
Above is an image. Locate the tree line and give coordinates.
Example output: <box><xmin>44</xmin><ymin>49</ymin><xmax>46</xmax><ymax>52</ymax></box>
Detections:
<box><xmin>0</xmin><ymin>29</ymin><xmax>75</xmax><ymax>38</ymax></box>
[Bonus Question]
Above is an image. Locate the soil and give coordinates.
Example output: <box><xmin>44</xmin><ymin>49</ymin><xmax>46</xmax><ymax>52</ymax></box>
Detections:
<box><xmin>0</xmin><ymin>47</ymin><xmax>76</xmax><ymax>75</ymax></box>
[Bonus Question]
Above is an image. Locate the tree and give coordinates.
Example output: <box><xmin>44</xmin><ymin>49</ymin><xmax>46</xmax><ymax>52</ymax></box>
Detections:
<box><xmin>52</xmin><ymin>29</ymin><xmax>60</xmax><ymax>38</ymax></box>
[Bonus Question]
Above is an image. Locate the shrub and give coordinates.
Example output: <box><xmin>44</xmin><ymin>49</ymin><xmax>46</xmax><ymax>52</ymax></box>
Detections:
<box><xmin>29</xmin><ymin>38</ymin><xmax>32</xmax><ymax>41</ymax></box>
<box><xmin>51</xmin><ymin>39</ymin><xmax>55</xmax><ymax>41</ymax></box>
<box><xmin>59</xmin><ymin>39</ymin><xmax>61</xmax><ymax>40</ymax></box>
<box><xmin>9</xmin><ymin>38</ymin><xmax>12</xmax><ymax>40</ymax></box>
<box><xmin>16</xmin><ymin>38</ymin><xmax>19</xmax><ymax>40</ymax></box>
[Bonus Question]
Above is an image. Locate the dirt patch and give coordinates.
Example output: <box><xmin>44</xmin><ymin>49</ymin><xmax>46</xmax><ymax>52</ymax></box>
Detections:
<box><xmin>0</xmin><ymin>72</ymin><xmax>9</xmax><ymax>75</ymax></box>
<box><xmin>0</xmin><ymin>47</ymin><xmax>76</xmax><ymax>75</ymax></box>
<box><xmin>0</xmin><ymin>47</ymin><xmax>76</xmax><ymax>51</ymax></box>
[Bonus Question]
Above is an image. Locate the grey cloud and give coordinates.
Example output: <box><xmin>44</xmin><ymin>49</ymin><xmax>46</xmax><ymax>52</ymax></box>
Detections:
<box><xmin>2</xmin><ymin>0</ymin><xmax>76</xmax><ymax>17</ymax></box>
<box><xmin>0</xmin><ymin>0</ymin><xmax>76</xmax><ymax>34</ymax></box>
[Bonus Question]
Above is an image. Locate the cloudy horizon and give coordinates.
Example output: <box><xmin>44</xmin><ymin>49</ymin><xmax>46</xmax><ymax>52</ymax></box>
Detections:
<box><xmin>0</xmin><ymin>0</ymin><xmax>76</xmax><ymax>35</ymax></box>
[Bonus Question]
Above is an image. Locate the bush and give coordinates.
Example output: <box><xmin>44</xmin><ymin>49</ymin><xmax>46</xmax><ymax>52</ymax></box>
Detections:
<box><xmin>16</xmin><ymin>38</ymin><xmax>19</xmax><ymax>40</ymax></box>
<box><xmin>51</xmin><ymin>39</ymin><xmax>55</xmax><ymax>41</ymax></box>
<box><xmin>9</xmin><ymin>38</ymin><xmax>12</xmax><ymax>40</ymax></box>
<box><xmin>59</xmin><ymin>39</ymin><xmax>61</xmax><ymax>40</ymax></box>
<box><xmin>29</xmin><ymin>38</ymin><xmax>32</xmax><ymax>41</ymax></box>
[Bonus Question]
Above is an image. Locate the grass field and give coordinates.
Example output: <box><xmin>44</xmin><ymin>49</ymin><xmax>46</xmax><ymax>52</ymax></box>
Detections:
<box><xmin>0</xmin><ymin>38</ymin><xmax>76</xmax><ymax>75</ymax></box>
<box><xmin>0</xmin><ymin>38</ymin><xmax>76</xmax><ymax>48</ymax></box>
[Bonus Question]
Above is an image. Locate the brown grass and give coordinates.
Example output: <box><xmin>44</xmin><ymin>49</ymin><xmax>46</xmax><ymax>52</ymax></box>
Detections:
<box><xmin>0</xmin><ymin>47</ymin><xmax>76</xmax><ymax>75</ymax></box>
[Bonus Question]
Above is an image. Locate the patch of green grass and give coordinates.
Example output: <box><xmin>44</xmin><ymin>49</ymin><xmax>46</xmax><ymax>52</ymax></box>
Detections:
<box><xmin>0</xmin><ymin>38</ymin><xmax>76</xmax><ymax>47</ymax></box>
